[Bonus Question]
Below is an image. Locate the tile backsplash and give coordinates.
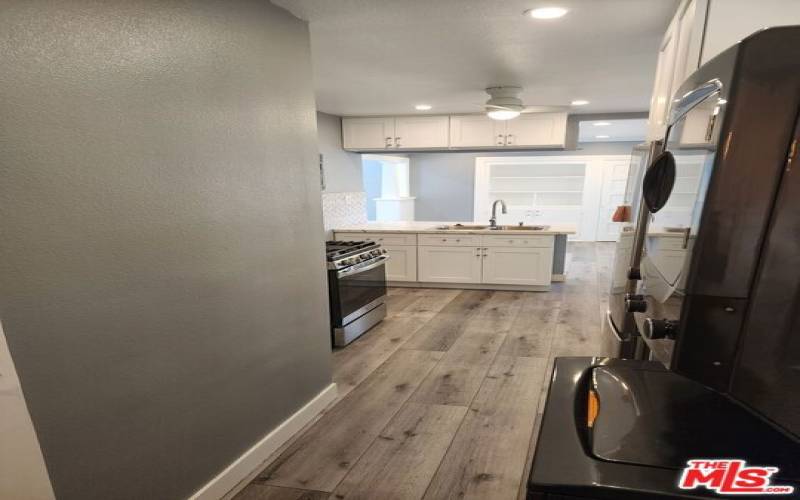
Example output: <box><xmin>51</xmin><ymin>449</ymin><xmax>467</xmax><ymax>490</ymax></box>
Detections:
<box><xmin>322</xmin><ymin>191</ymin><xmax>367</xmax><ymax>237</ymax></box>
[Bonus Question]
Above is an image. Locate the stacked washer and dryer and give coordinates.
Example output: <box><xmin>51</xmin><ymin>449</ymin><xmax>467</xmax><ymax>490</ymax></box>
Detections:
<box><xmin>528</xmin><ymin>27</ymin><xmax>800</xmax><ymax>499</ymax></box>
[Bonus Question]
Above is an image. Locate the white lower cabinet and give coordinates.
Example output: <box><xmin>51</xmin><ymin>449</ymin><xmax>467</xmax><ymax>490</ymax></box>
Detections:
<box><xmin>481</xmin><ymin>247</ymin><xmax>553</xmax><ymax>286</ymax></box>
<box><xmin>417</xmin><ymin>246</ymin><xmax>482</xmax><ymax>284</ymax></box>
<box><xmin>383</xmin><ymin>245</ymin><xmax>417</xmax><ymax>282</ymax></box>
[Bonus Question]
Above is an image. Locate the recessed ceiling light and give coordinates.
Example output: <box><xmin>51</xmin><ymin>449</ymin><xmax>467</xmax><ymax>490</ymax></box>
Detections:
<box><xmin>571</xmin><ymin>99</ymin><xmax>589</xmax><ymax>106</ymax></box>
<box><xmin>595</xmin><ymin>135</ymin><xmax>611</xmax><ymax>139</ymax></box>
<box><xmin>593</xmin><ymin>121</ymin><xmax>611</xmax><ymax>127</ymax></box>
<box><xmin>526</xmin><ymin>6</ymin><xmax>569</xmax><ymax>19</ymax></box>
<box><xmin>414</xmin><ymin>104</ymin><xmax>432</xmax><ymax>111</ymax></box>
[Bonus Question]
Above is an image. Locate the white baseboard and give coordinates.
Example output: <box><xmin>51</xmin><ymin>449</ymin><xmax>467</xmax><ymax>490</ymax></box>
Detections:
<box><xmin>189</xmin><ymin>382</ymin><xmax>338</xmax><ymax>500</ymax></box>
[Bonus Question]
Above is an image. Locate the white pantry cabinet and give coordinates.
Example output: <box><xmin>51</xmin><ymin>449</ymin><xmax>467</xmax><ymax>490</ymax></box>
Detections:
<box><xmin>482</xmin><ymin>246</ymin><xmax>553</xmax><ymax>286</ymax></box>
<box><xmin>342</xmin><ymin>116</ymin><xmax>449</xmax><ymax>150</ymax></box>
<box><xmin>417</xmin><ymin>246</ymin><xmax>482</xmax><ymax>284</ymax></box>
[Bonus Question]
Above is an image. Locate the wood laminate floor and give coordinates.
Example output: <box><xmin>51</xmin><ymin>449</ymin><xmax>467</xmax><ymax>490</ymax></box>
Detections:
<box><xmin>235</xmin><ymin>243</ymin><xmax>615</xmax><ymax>500</ymax></box>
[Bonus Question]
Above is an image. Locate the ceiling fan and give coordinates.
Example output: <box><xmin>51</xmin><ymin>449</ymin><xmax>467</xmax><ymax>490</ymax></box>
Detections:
<box><xmin>481</xmin><ymin>86</ymin><xmax>568</xmax><ymax>120</ymax></box>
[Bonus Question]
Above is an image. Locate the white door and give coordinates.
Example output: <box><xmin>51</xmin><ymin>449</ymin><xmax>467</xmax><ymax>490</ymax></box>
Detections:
<box><xmin>505</xmin><ymin>112</ymin><xmax>567</xmax><ymax>147</ymax></box>
<box><xmin>342</xmin><ymin>117</ymin><xmax>395</xmax><ymax>150</ymax></box>
<box><xmin>383</xmin><ymin>245</ymin><xmax>417</xmax><ymax>282</ymax></box>
<box><xmin>393</xmin><ymin>116</ymin><xmax>449</xmax><ymax>149</ymax></box>
<box><xmin>595</xmin><ymin>160</ymin><xmax>631</xmax><ymax>242</ymax></box>
<box><xmin>449</xmin><ymin>115</ymin><xmax>505</xmax><ymax>148</ymax></box>
<box><xmin>418</xmin><ymin>246</ymin><xmax>482</xmax><ymax>283</ymax></box>
<box><xmin>481</xmin><ymin>247</ymin><xmax>553</xmax><ymax>286</ymax></box>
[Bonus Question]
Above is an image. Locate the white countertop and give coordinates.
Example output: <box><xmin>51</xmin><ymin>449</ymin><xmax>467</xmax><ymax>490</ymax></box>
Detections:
<box><xmin>333</xmin><ymin>221</ymin><xmax>576</xmax><ymax>235</ymax></box>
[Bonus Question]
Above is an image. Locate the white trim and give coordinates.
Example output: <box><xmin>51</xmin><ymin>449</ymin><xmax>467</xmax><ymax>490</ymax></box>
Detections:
<box><xmin>0</xmin><ymin>320</ymin><xmax>56</xmax><ymax>500</ymax></box>
<box><xmin>189</xmin><ymin>383</ymin><xmax>338</xmax><ymax>500</ymax></box>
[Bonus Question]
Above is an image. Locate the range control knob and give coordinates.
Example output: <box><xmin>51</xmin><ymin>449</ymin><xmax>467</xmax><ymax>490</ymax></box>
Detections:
<box><xmin>643</xmin><ymin>318</ymin><xmax>679</xmax><ymax>340</ymax></box>
<box><xmin>625</xmin><ymin>293</ymin><xmax>648</xmax><ymax>313</ymax></box>
<box><xmin>627</xmin><ymin>268</ymin><xmax>642</xmax><ymax>280</ymax></box>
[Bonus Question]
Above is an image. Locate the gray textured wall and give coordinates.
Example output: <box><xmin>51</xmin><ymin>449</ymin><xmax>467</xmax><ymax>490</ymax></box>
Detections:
<box><xmin>317</xmin><ymin>112</ymin><xmax>363</xmax><ymax>193</ymax></box>
<box><xmin>409</xmin><ymin>142</ymin><xmax>641</xmax><ymax>221</ymax></box>
<box><xmin>0</xmin><ymin>2</ymin><xmax>332</xmax><ymax>499</ymax></box>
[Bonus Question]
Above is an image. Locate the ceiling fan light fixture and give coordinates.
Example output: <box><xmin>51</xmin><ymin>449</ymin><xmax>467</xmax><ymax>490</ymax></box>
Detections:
<box><xmin>527</xmin><ymin>6</ymin><xmax>568</xmax><ymax>19</ymax></box>
<box><xmin>487</xmin><ymin>109</ymin><xmax>521</xmax><ymax>120</ymax></box>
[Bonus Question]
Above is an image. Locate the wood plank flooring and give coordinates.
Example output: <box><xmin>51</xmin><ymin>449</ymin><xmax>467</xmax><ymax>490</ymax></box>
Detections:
<box><xmin>236</xmin><ymin>243</ymin><xmax>614</xmax><ymax>500</ymax></box>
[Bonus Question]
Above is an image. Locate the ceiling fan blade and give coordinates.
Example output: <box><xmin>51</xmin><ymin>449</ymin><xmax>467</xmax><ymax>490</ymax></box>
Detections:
<box><xmin>485</xmin><ymin>104</ymin><xmax>516</xmax><ymax>111</ymax></box>
<box><xmin>521</xmin><ymin>105</ymin><xmax>570</xmax><ymax>113</ymax></box>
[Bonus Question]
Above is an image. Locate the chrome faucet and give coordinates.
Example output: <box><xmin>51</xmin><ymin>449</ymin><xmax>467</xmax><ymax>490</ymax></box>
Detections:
<box><xmin>489</xmin><ymin>199</ymin><xmax>507</xmax><ymax>229</ymax></box>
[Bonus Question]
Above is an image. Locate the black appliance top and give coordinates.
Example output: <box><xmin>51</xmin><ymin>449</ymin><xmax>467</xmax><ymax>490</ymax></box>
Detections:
<box><xmin>325</xmin><ymin>240</ymin><xmax>379</xmax><ymax>260</ymax></box>
<box><xmin>590</xmin><ymin>365</ymin><xmax>800</xmax><ymax>480</ymax></box>
<box><xmin>528</xmin><ymin>357</ymin><xmax>800</xmax><ymax>500</ymax></box>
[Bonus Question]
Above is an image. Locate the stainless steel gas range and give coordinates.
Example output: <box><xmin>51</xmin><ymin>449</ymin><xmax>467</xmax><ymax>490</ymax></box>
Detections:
<box><xmin>326</xmin><ymin>240</ymin><xmax>389</xmax><ymax>347</ymax></box>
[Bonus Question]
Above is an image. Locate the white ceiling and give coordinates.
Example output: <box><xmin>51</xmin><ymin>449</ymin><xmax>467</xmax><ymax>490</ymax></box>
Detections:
<box><xmin>272</xmin><ymin>0</ymin><xmax>679</xmax><ymax>116</ymax></box>
<box><xmin>578</xmin><ymin>118</ymin><xmax>647</xmax><ymax>142</ymax></box>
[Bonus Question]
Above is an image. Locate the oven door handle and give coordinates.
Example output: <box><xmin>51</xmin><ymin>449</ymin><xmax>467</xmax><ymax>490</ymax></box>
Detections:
<box><xmin>337</xmin><ymin>255</ymin><xmax>389</xmax><ymax>278</ymax></box>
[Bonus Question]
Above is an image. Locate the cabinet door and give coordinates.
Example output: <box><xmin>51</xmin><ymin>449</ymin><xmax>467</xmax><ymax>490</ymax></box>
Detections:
<box><xmin>482</xmin><ymin>247</ymin><xmax>553</xmax><ymax>286</ymax></box>
<box><xmin>383</xmin><ymin>245</ymin><xmax>417</xmax><ymax>282</ymax></box>
<box><xmin>393</xmin><ymin>116</ymin><xmax>450</xmax><ymax>149</ymax></box>
<box><xmin>647</xmin><ymin>20</ymin><xmax>680</xmax><ymax>140</ymax></box>
<box><xmin>418</xmin><ymin>246</ymin><xmax>482</xmax><ymax>283</ymax></box>
<box><xmin>449</xmin><ymin>115</ymin><xmax>505</xmax><ymax>148</ymax></box>
<box><xmin>505</xmin><ymin>112</ymin><xmax>567</xmax><ymax>147</ymax></box>
<box><xmin>342</xmin><ymin>117</ymin><xmax>395</xmax><ymax>150</ymax></box>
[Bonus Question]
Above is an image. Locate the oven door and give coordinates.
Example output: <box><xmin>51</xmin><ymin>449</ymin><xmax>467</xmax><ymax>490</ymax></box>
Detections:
<box><xmin>333</xmin><ymin>257</ymin><xmax>388</xmax><ymax>326</ymax></box>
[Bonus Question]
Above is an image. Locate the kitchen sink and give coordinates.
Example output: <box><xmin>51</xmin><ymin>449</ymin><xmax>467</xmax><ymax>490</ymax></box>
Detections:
<box><xmin>434</xmin><ymin>224</ymin><xmax>549</xmax><ymax>231</ymax></box>
<box><xmin>498</xmin><ymin>225</ymin><xmax>550</xmax><ymax>231</ymax></box>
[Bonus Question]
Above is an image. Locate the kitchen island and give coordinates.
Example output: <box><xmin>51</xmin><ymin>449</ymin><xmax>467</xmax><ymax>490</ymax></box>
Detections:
<box><xmin>333</xmin><ymin>221</ymin><xmax>575</xmax><ymax>291</ymax></box>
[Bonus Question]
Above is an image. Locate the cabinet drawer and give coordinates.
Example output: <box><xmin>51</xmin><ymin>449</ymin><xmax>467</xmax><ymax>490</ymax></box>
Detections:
<box><xmin>481</xmin><ymin>234</ymin><xmax>553</xmax><ymax>248</ymax></box>
<box><xmin>335</xmin><ymin>232</ymin><xmax>417</xmax><ymax>246</ymax></box>
<box><xmin>648</xmin><ymin>234</ymin><xmax>688</xmax><ymax>251</ymax></box>
<box><xmin>418</xmin><ymin>234</ymin><xmax>481</xmax><ymax>247</ymax></box>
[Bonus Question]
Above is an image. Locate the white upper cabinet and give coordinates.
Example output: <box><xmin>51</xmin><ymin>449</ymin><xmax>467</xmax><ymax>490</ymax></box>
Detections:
<box><xmin>343</xmin><ymin>112</ymin><xmax>568</xmax><ymax>151</ymax></box>
<box><xmin>342</xmin><ymin>117</ymin><xmax>396</xmax><ymax>150</ymax></box>
<box><xmin>449</xmin><ymin>115</ymin><xmax>504</xmax><ymax>148</ymax></box>
<box><xmin>342</xmin><ymin>116</ymin><xmax>448</xmax><ymax>150</ymax></box>
<box><xmin>393</xmin><ymin>116</ymin><xmax>450</xmax><ymax>149</ymax></box>
<box><xmin>505</xmin><ymin>112</ymin><xmax>568</xmax><ymax>148</ymax></box>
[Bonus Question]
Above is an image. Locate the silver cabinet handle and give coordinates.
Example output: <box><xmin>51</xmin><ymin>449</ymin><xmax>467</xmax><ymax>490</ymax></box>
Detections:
<box><xmin>385</xmin><ymin>136</ymin><xmax>392</xmax><ymax>148</ymax></box>
<box><xmin>497</xmin><ymin>134</ymin><xmax>504</xmax><ymax>145</ymax></box>
<box><xmin>395</xmin><ymin>137</ymin><xmax>401</xmax><ymax>148</ymax></box>
<box><xmin>506</xmin><ymin>134</ymin><xmax>514</xmax><ymax>145</ymax></box>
